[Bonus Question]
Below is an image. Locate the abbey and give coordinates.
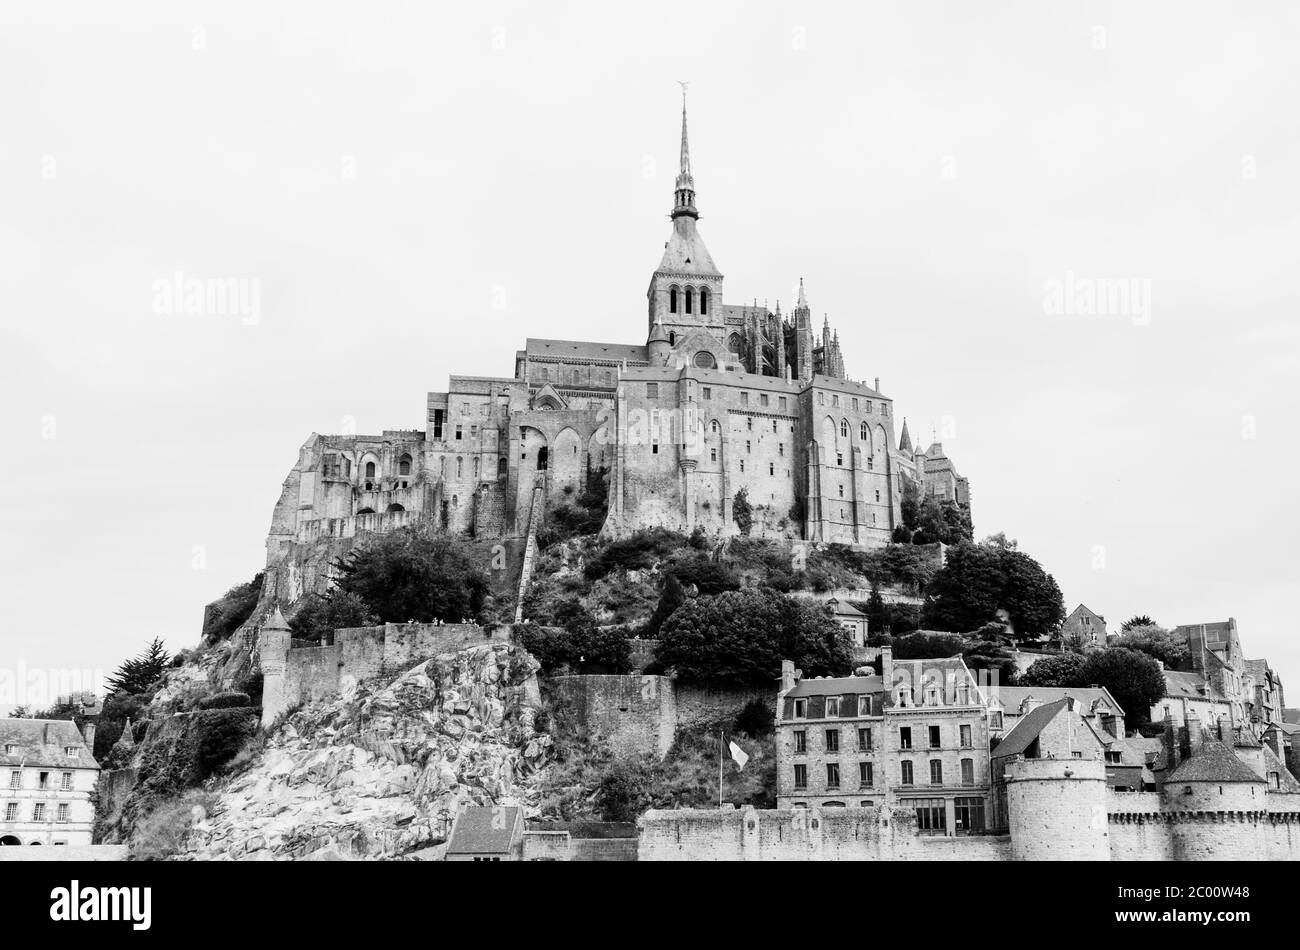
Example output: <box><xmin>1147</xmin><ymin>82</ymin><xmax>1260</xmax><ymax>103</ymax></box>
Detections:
<box><xmin>262</xmin><ymin>96</ymin><xmax>971</xmax><ymax>585</ymax></box>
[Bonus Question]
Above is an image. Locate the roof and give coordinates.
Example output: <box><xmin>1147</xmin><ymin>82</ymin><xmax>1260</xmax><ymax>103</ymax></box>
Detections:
<box><xmin>992</xmin><ymin>699</ymin><xmax>1070</xmax><ymax>759</ymax></box>
<box><xmin>1066</xmin><ymin>604</ymin><xmax>1105</xmax><ymax>624</ymax></box>
<box><xmin>994</xmin><ymin>686</ymin><xmax>1125</xmax><ymax>718</ymax></box>
<box><xmin>525</xmin><ymin>338</ymin><xmax>649</xmax><ymax>365</ymax></box>
<box><xmin>826</xmin><ymin>599</ymin><xmax>867</xmax><ymax>618</ymax></box>
<box><xmin>787</xmin><ymin>675</ymin><xmax>881</xmax><ymax>698</ymax></box>
<box><xmin>1165</xmin><ymin>738</ymin><xmax>1265</xmax><ymax>785</ymax></box>
<box><xmin>1108</xmin><ymin>736</ymin><xmax>1165</xmax><ymax>767</ymax></box>
<box><xmin>1263</xmin><ymin>745</ymin><xmax>1300</xmax><ymax>792</ymax></box>
<box><xmin>1163</xmin><ymin>670</ymin><xmax>1219</xmax><ymax>700</ymax></box>
<box><xmin>0</xmin><ymin>719</ymin><xmax>98</xmax><ymax>770</ymax></box>
<box><xmin>655</xmin><ymin>216</ymin><xmax>722</xmax><ymax>277</ymax></box>
<box><xmin>446</xmin><ymin>806</ymin><xmax>522</xmax><ymax>855</ymax></box>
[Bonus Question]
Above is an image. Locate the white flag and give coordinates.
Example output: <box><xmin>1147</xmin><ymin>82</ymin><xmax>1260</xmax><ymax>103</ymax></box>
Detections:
<box><xmin>728</xmin><ymin>741</ymin><xmax>749</xmax><ymax>771</ymax></box>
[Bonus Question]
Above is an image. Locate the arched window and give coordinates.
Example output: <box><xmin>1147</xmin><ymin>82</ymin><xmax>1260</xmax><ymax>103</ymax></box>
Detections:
<box><xmin>365</xmin><ymin>461</ymin><xmax>376</xmax><ymax>478</ymax></box>
<box><xmin>727</xmin><ymin>333</ymin><xmax>742</xmax><ymax>354</ymax></box>
<box><xmin>540</xmin><ymin>367</ymin><xmax>549</xmax><ymax>381</ymax></box>
<box><xmin>356</xmin><ymin>507</ymin><xmax>376</xmax><ymax>515</ymax></box>
<box><xmin>456</xmin><ymin>457</ymin><xmax>463</xmax><ymax>479</ymax></box>
<box><xmin>861</xmin><ymin>422</ymin><xmax>869</xmax><ymax>441</ymax></box>
<box><xmin>398</xmin><ymin>453</ymin><xmax>412</xmax><ymax>476</ymax></box>
<box><xmin>452</xmin><ymin>495</ymin><xmax>459</xmax><ymax>509</ymax></box>
<box><xmin>498</xmin><ymin>457</ymin><xmax>508</xmax><ymax>477</ymax></box>
<box><xmin>700</xmin><ymin>288</ymin><xmax>709</xmax><ymax>314</ymax></box>
<box><xmin>693</xmin><ymin>350</ymin><xmax>716</xmax><ymax>369</ymax></box>
<box><xmin>537</xmin><ymin>447</ymin><xmax>549</xmax><ymax>471</ymax></box>
<box><xmin>840</xmin><ymin>419</ymin><xmax>849</xmax><ymax>439</ymax></box>
<box><xmin>473</xmin><ymin>458</ymin><xmax>480</xmax><ymax>479</ymax></box>
<box><xmin>685</xmin><ymin>288</ymin><xmax>694</xmax><ymax>314</ymax></box>
<box><xmin>386</xmin><ymin>503</ymin><xmax>405</xmax><ymax>513</ymax></box>
<box><xmin>710</xmin><ymin>420</ymin><xmax>720</xmax><ymax>434</ymax></box>
<box><xmin>669</xmin><ymin>286</ymin><xmax>678</xmax><ymax>314</ymax></box>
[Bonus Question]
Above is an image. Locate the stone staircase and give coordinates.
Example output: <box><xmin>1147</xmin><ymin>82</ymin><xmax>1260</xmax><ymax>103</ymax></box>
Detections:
<box><xmin>514</xmin><ymin>486</ymin><xmax>545</xmax><ymax>622</ymax></box>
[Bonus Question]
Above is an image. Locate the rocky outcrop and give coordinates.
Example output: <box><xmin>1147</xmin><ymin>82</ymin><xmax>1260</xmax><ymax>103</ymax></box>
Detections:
<box><xmin>178</xmin><ymin>642</ymin><xmax>549</xmax><ymax>860</ymax></box>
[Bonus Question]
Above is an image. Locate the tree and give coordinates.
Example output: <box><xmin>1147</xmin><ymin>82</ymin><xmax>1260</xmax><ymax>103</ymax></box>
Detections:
<box><xmin>900</xmin><ymin>478</ymin><xmax>922</xmax><ymax>531</ymax></box>
<box><xmin>865</xmin><ymin>583</ymin><xmax>890</xmax><ymax>641</ymax></box>
<box><xmin>1122</xmin><ymin>615</ymin><xmax>1155</xmax><ymax>631</ymax></box>
<box><xmin>656</xmin><ymin>588</ymin><xmax>852</xmax><ymax>683</ymax></box>
<box><xmin>1080</xmin><ymin>648</ymin><xmax>1166</xmax><ymax>730</ymax></box>
<box><xmin>1115</xmin><ymin>625</ymin><xmax>1188</xmax><ymax>668</ymax></box>
<box><xmin>334</xmin><ymin>527</ymin><xmax>491</xmax><ymax>623</ymax></box>
<box><xmin>732</xmin><ymin>488</ymin><xmax>754</xmax><ymax>536</ymax></box>
<box><xmin>647</xmin><ymin>573</ymin><xmax>686</xmax><ymax>636</ymax></box>
<box><xmin>106</xmin><ymin>637</ymin><xmax>171</xmax><ymax>695</ymax></box>
<box><xmin>1019</xmin><ymin>652</ymin><xmax>1088</xmax><ymax>687</ymax></box>
<box><xmin>922</xmin><ymin>541</ymin><xmax>1064</xmax><ymax>641</ymax></box>
<box><xmin>201</xmin><ymin>572</ymin><xmax>265</xmax><ymax>641</ymax></box>
<box><xmin>289</xmin><ymin>591</ymin><xmax>379</xmax><ymax>643</ymax></box>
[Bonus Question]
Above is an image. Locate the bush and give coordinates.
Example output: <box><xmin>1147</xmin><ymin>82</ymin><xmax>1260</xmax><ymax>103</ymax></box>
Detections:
<box><xmin>732</xmin><ymin>488</ymin><xmax>754</xmax><ymax>536</ymax></box>
<box><xmin>289</xmin><ymin>591</ymin><xmax>379</xmax><ymax>642</ymax></box>
<box><xmin>583</xmin><ymin>528</ymin><xmax>689</xmax><ymax>581</ymax></box>
<box><xmin>921</xmin><ymin>540</ymin><xmax>1064</xmax><ymax>640</ymax></box>
<box><xmin>197</xmin><ymin>691</ymin><xmax>250</xmax><ymax>711</ymax></box>
<box><xmin>201</xmin><ymin>572</ymin><xmax>264</xmax><ymax>642</ymax></box>
<box><xmin>335</xmin><ymin>527</ymin><xmax>492</xmax><ymax>623</ymax></box>
<box><xmin>667</xmin><ymin>553</ymin><xmax>741</xmax><ymax>595</ymax></box>
<box><xmin>734</xmin><ymin>698</ymin><xmax>774</xmax><ymax>738</ymax></box>
<box><xmin>516</xmin><ymin>623</ymin><xmax>633</xmax><ymax>674</ymax></box>
<box><xmin>192</xmin><ymin>709</ymin><xmax>258</xmax><ymax>780</ymax></box>
<box><xmin>1019</xmin><ymin>652</ymin><xmax>1087</xmax><ymax>687</ymax></box>
<box><xmin>129</xmin><ymin>791</ymin><xmax>218</xmax><ymax>861</ymax></box>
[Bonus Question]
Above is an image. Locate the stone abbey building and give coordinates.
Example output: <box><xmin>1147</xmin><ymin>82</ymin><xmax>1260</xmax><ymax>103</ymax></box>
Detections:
<box><xmin>263</xmin><ymin>96</ymin><xmax>972</xmax><ymax>588</ymax></box>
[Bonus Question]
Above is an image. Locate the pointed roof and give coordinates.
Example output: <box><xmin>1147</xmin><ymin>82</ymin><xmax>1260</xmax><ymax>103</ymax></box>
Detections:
<box><xmin>899</xmin><ymin>418</ymin><xmax>913</xmax><ymax>453</ymax></box>
<box><xmin>1166</xmin><ymin>737</ymin><xmax>1265</xmax><ymax>784</ymax></box>
<box><xmin>648</xmin><ymin>314</ymin><xmax>670</xmax><ymax>344</ymax></box>
<box><xmin>264</xmin><ymin>607</ymin><xmax>290</xmax><ymax>632</ymax></box>
<box><xmin>677</xmin><ymin>86</ymin><xmax>693</xmax><ymax>191</ymax></box>
<box><xmin>0</xmin><ymin>719</ymin><xmax>99</xmax><ymax>769</ymax></box>
<box><xmin>797</xmin><ymin>277</ymin><xmax>808</xmax><ymax>309</ymax></box>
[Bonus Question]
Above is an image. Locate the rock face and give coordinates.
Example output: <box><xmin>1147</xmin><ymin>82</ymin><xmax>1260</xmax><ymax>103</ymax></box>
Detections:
<box><xmin>179</xmin><ymin>642</ymin><xmax>549</xmax><ymax>860</ymax></box>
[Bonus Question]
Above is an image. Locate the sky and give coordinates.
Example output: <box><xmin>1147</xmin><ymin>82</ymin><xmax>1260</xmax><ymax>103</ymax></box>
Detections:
<box><xmin>2</xmin><ymin>0</ymin><xmax>1298</xmax><ymax>712</ymax></box>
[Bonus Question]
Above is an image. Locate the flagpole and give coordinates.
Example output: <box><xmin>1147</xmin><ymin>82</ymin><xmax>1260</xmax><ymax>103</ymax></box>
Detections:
<box><xmin>718</xmin><ymin>730</ymin><xmax>724</xmax><ymax>807</ymax></box>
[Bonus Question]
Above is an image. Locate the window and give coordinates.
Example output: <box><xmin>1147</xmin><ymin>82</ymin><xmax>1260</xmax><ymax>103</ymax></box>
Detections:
<box><xmin>398</xmin><ymin>454</ymin><xmax>412</xmax><ymax>476</ymax></box>
<box><xmin>38</xmin><ymin>772</ymin><xmax>49</xmax><ymax>791</ymax></box>
<box><xmin>651</xmin><ymin>442</ymin><xmax>659</xmax><ymax>455</ymax></box>
<box><xmin>961</xmin><ymin>759</ymin><xmax>975</xmax><ymax>786</ymax></box>
<box><xmin>875</xmin><ymin>490</ymin><xmax>881</xmax><ymax>502</ymax></box>
<box><xmin>915</xmin><ymin>798</ymin><xmax>946</xmax><ymax>835</ymax></box>
<box><xmin>825</xmin><ymin>729</ymin><xmax>839</xmax><ymax>752</ymax></box>
<box><xmin>864</xmin><ymin>402</ymin><xmax>872</xmax><ymax>414</ymax></box>
<box><xmin>768</xmin><ymin>463</ymin><xmax>774</xmax><ymax>476</ymax></box>
<box><xmin>710</xmin><ymin>448</ymin><xmax>717</xmax><ymax>462</ymax></box>
<box><xmin>857</xmin><ymin>696</ymin><xmax>872</xmax><ymax>717</ymax></box>
<box><xmin>56</xmin><ymin>803</ymin><xmax>69</xmax><ymax>823</ymax></box>
<box><xmin>365</xmin><ymin>460</ymin><xmax>377</xmax><ymax>478</ymax></box>
<box><xmin>833</xmin><ymin>395</ymin><xmax>840</xmax><ymax>408</ymax></box>
<box><xmin>700</xmin><ymin>288</ymin><xmax>709</xmax><ymax>314</ymax></box>
<box><xmin>779</xmin><ymin>443</ymin><xmax>785</xmax><ymax>457</ymax></box>
<box><xmin>929</xmin><ymin>726</ymin><xmax>941</xmax><ymax>749</ymax></box>
<box><xmin>739</xmin><ymin>460</ymin><xmax>744</xmax><ymax>472</ymax></box>
<box><xmin>881</xmin><ymin>404</ymin><xmax>888</xmax><ymax>416</ymax></box>
<box><xmin>779</xmin><ymin>397</ymin><xmax>787</xmax><ymax>410</ymax></box>
<box><xmin>838</xmin><ymin>485</ymin><xmax>844</xmax><ymax>498</ymax></box>
<box><xmin>793</xmin><ymin>699</ymin><xmax>807</xmax><ymax>720</ymax></box>
<box><xmin>840</xmin><ymin>419</ymin><xmax>848</xmax><ymax>438</ymax></box>
<box><xmin>669</xmin><ymin>286</ymin><xmax>678</xmax><ymax>313</ymax></box>
<box><xmin>954</xmin><ymin>796</ymin><xmax>985</xmax><ymax>835</ymax></box>
<box><xmin>760</xmin><ymin>393</ymin><xmax>769</xmax><ymax>407</ymax></box>
<box><xmin>826</xmin><ymin>763</ymin><xmax>840</xmax><ymax>789</ymax></box>
<box><xmin>61</xmin><ymin>772</ymin><xmax>72</xmax><ymax>791</ymax></box>
<box><xmin>454</xmin><ymin>425</ymin><xmax>463</xmax><ymax>441</ymax></box>
<box><xmin>901</xmin><ymin>761</ymin><xmax>914</xmax><ymax>785</ymax></box>
<box><xmin>925</xmin><ymin>687</ymin><xmax>939</xmax><ymax>706</ymax></box>
<box><xmin>740</xmin><ymin>392</ymin><xmax>749</xmax><ymax>406</ymax></box>
<box><xmin>746</xmin><ymin>417</ymin><xmax>753</xmax><ymax>431</ymax></box>
<box><xmin>858</xmin><ymin>727</ymin><xmax>872</xmax><ymax>751</ymax></box>
<box><xmin>836</xmin><ymin>452</ymin><xmax>843</xmax><ymax>466</ymax></box>
<box><xmin>432</xmin><ymin>408</ymin><xmax>444</xmax><ymax>439</ymax></box>
<box><xmin>793</xmin><ymin>764</ymin><xmax>807</xmax><ymax>789</ymax></box>
<box><xmin>32</xmin><ymin>803</ymin><xmax>46</xmax><ymax>822</ymax></box>
<box><xmin>824</xmin><ymin>697</ymin><xmax>840</xmax><ymax>718</ymax></box>
<box><xmin>702</xmin><ymin>387</ymin><xmax>712</xmax><ymax>400</ymax></box>
<box><xmin>746</xmin><ymin>440</ymin><xmax>751</xmax><ymax>453</ymax></box>
<box><xmin>861</xmin><ymin>422</ymin><xmax>869</xmax><ymax>440</ymax></box>
<box><xmin>959</xmin><ymin>725</ymin><xmax>972</xmax><ymax>748</ymax></box>
<box><xmin>899</xmin><ymin>727</ymin><xmax>912</xmax><ymax>750</ymax></box>
<box><xmin>793</xmin><ymin>730</ymin><xmax>806</xmax><ymax>753</ymax></box>
<box><xmin>7</xmin><ymin>771</ymin><xmax>18</xmax><ymax>790</ymax></box>
<box><xmin>685</xmin><ymin>288</ymin><xmax>694</xmax><ymax>314</ymax></box>
<box><xmin>647</xmin><ymin>382</ymin><xmax>659</xmax><ymax>398</ymax></box>
<box><xmin>859</xmin><ymin>762</ymin><xmax>874</xmax><ymax>787</ymax></box>
<box><xmin>930</xmin><ymin>760</ymin><xmax>944</xmax><ymax>786</ymax></box>
<box><xmin>990</xmin><ymin>712</ymin><xmax>1003</xmax><ymax>730</ymax></box>
<box><xmin>3</xmin><ymin>802</ymin><xmax>16</xmax><ymax>821</ymax></box>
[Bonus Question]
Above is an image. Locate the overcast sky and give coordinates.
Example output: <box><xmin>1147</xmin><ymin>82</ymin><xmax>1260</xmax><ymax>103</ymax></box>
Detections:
<box><xmin>3</xmin><ymin>1</ymin><xmax>1298</xmax><ymax>711</ymax></box>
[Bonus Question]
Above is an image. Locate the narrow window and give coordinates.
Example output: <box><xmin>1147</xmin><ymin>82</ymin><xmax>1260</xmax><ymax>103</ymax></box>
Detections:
<box><xmin>960</xmin><ymin>724</ymin><xmax>972</xmax><ymax>748</ymax></box>
<box><xmin>899</xmin><ymin>727</ymin><xmax>912</xmax><ymax>750</ymax></box>
<box><xmin>826</xmin><ymin>763</ymin><xmax>840</xmax><ymax>789</ymax></box>
<box><xmin>685</xmin><ymin>288</ymin><xmax>694</xmax><ymax>314</ymax></box>
<box><xmin>669</xmin><ymin>286</ymin><xmax>678</xmax><ymax>313</ymax></box>
<box><xmin>961</xmin><ymin>759</ymin><xmax>975</xmax><ymax>786</ymax></box>
<box><xmin>793</xmin><ymin>730</ymin><xmax>806</xmax><ymax>753</ymax></box>
<box><xmin>60</xmin><ymin>772</ymin><xmax>72</xmax><ymax>791</ymax></box>
<box><xmin>858</xmin><ymin>727</ymin><xmax>872</xmax><ymax>751</ymax></box>
<box><xmin>794</xmin><ymin>764</ymin><xmax>808</xmax><ymax>789</ymax></box>
<box><xmin>647</xmin><ymin>382</ymin><xmax>659</xmax><ymax>398</ymax></box>
<box><xmin>825</xmin><ymin>729</ymin><xmax>839</xmax><ymax>752</ymax></box>
<box><xmin>930</xmin><ymin>760</ymin><xmax>943</xmax><ymax>786</ymax></box>
<box><xmin>901</xmin><ymin>761</ymin><xmax>914</xmax><ymax>785</ymax></box>
<box><xmin>700</xmin><ymin>288</ymin><xmax>709</xmax><ymax>314</ymax></box>
<box><xmin>859</xmin><ymin>762</ymin><xmax>874</xmax><ymax>787</ymax></box>
<box><xmin>929</xmin><ymin>725</ymin><xmax>941</xmax><ymax>748</ymax></box>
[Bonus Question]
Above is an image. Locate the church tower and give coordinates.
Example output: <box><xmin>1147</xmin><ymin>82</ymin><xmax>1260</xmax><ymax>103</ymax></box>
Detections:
<box><xmin>647</xmin><ymin>87</ymin><xmax>725</xmax><ymax>354</ymax></box>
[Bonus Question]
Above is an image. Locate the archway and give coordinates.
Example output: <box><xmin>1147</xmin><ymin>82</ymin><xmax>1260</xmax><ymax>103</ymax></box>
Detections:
<box><xmin>385</xmin><ymin>503</ymin><xmax>405</xmax><ymax>513</ymax></box>
<box><xmin>0</xmin><ymin>835</ymin><xmax>21</xmax><ymax>846</ymax></box>
<box><xmin>536</xmin><ymin>447</ymin><xmax>549</xmax><ymax>472</ymax></box>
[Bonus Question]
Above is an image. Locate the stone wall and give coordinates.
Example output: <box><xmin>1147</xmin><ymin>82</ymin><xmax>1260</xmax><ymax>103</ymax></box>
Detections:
<box><xmin>544</xmin><ymin>674</ymin><xmax>775</xmax><ymax>759</ymax></box>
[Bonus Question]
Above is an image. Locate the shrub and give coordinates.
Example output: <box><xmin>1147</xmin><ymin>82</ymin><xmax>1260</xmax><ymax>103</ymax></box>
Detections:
<box><xmin>516</xmin><ymin>623</ymin><xmax>632</xmax><ymax>675</ymax></box>
<box><xmin>197</xmin><ymin>691</ymin><xmax>250</xmax><ymax>711</ymax></box>
<box><xmin>129</xmin><ymin>791</ymin><xmax>218</xmax><ymax>861</ymax></box>
<box><xmin>192</xmin><ymin>708</ymin><xmax>259</xmax><ymax>780</ymax></box>
<box><xmin>667</xmin><ymin>553</ymin><xmax>741</xmax><ymax>595</ymax></box>
<box><xmin>583</xmin><ymin>528</ymin><xmax>689</xmax><ymax>581</ymax></box>
<box><xmin>1018</xmin><ymin>652</ymin><xmax>1088</xmax><ymax>687</ymax></box>
<box><xmin>335</xmin><ymin>526</ymin><xmax>492</xmax><ymax>623</ymax></box>
<box><xmin>734</xmin><ymin>698</ymin><xmax>775</xmax><ymax>738</ymax></box>
<box><xmin>289</xmin><ymin>590</ymin><xmax>379</xmax><ymax>642</ymax></box>
<box><xmin>732</xmin><ymin>488</ymin><xmax>753</xmax><ymax>536</ymax></box>
<box><xmin>921</xmin><ymin>540</ymin><xmax>1064</xmax><ymax>640</ymax></box>
<box><xmin>201</xmin><ymin>572</ymin><xmax>264</xmax><ymax>641</ymax></box>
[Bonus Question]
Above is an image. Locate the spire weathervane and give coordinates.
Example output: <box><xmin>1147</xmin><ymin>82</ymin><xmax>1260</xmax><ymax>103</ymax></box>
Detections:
<box><xmin>671</xmin><ymin>82</ymin><xmax>697</xmax><ymax>220</ymax></box>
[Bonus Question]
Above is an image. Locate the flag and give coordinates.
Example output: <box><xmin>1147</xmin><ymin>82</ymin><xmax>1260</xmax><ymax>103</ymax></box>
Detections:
<box><xmin>728</xmin><ymin>740</ymin><xmax>749</xmax><ymax>771</ymax></box>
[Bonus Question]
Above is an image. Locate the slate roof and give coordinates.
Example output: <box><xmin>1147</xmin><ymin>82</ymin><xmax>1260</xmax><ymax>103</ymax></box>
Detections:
<box><xmin>446</xmin><ymin>806</ymin><xmax>522</xmax><ymax>855</ymax></box>
<box><xmin>525</xmin><ymin>338</ymin><xmax>649</xmax><ymax>364</ymax></box>
<box><xmin>787</xmin><ymin>675</ymin><xmax>881</xmax><ymax>698</ymax></box>
<box><xmin>827</xmin><ymin>599</ymin><xmax>867</xmax><ymax>618</ymax></box>
<box><xmin>991</xmin><ymin>699</ymin><xmax>1070</xmax><ymax>759</ymax></box>
<box><xmin>0</xmin><ymin>719</ymin><xmax>98</xmax><ymax>770</ymax></box>
<box><xmin>1163</xmin><ymin>670</ymin><xmax>1216</xmax><ymax>700</ymax></box>
<box><xmin>1165</xmin><ymin>738</ymin><xmax>1264</xmax><ymax>784</ymax></box>
<box><xmin>994</xmin><ymin>686</ymin><xmax>1125</xmax><ymax>718</ymax></box>
<box><xmin>655</xmin><ymin>217</ymin><xmax>722</xmax><ymax>277</ymax></box>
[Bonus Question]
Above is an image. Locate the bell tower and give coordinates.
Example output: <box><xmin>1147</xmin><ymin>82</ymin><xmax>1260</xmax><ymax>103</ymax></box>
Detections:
<box><xmin>647</xmin><ymin>85</ymin><xmax>724</xmax><ymax>348</ymax></box>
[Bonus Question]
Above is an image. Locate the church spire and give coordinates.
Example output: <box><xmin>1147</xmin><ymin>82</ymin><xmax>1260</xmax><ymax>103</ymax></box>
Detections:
<box><xmin>672</xmin><ymin>82</ymin><xmax>698</xmax><ymax>220</ymax></box>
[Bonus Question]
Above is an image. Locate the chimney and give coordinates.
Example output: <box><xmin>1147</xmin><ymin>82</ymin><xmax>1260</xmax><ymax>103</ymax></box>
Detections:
<box><xmin>1162</xmin><ymin>706</ymin><xmax>1180</xmax><ymax>771</ymax></box>
<box><xmin>881</xmin><ymin>645</ymin><xmax>894</xmax><ymax>695</ymax></box>
<box><xmin>780</xmin><ymin>659</ymin><xmax>797</xmax><ymax>693</ymax></box>
<box><xmin>80</xmin><ymin>721</ymin><xmax>96</xmax><ymax>753</ymax></box>
<box><xmin>1186</xmin><ymin>710</ymin><xmax>1205</xmax><ymax>755</ymax></box>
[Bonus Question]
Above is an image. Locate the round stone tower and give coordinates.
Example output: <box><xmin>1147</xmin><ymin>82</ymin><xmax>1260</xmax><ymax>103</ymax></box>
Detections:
<box><xmin>1005</xmin><ymin>757</ymin><xmax>1109</xmax><ymax>861</ymax></box>
<box><xmin>256</xmin><ymin>607</ymin><xmax>292</xmax><ymax>730</ymax></box>
<box><xmin>1162</xmin><ymin>737</ymin><xmax>1267</xmax><ymax>861</ymax></box>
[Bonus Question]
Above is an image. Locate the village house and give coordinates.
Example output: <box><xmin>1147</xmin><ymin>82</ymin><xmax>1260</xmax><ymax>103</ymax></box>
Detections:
<box><xmin>0</xmin><ymin>719</ymin><xmax>99</xmax><ymax>847</ymax></box>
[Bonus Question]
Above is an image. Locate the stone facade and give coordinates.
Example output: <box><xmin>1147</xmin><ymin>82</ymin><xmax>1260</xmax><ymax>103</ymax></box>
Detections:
<box><xmin>0</xmin><ymin>719</ymin><xmax>99</xmax><ymax>848</ymax></box>
<box><xmin>249</xmin><ymin>94</ymin><xmax>974</xmax><ymax>627</ymax></box>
